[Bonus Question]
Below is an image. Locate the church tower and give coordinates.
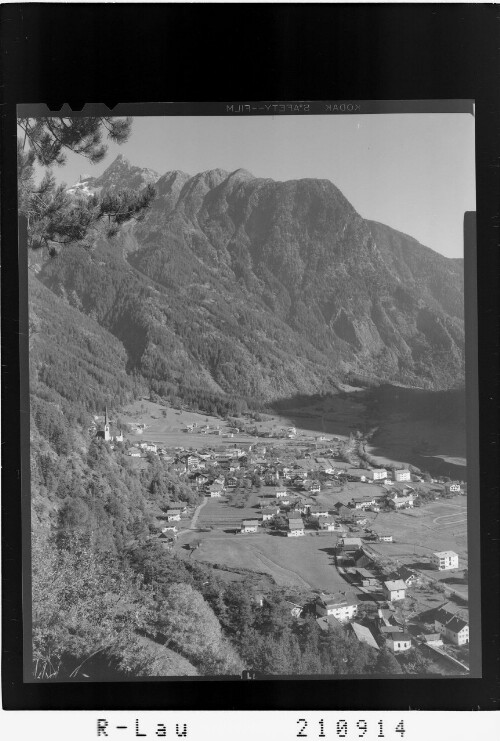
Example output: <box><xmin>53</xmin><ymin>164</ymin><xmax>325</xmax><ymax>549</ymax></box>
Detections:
<box><xmin>103</xmin><ymin>406</ymin><xmax>111</xmax><ymax>441</ymax></box>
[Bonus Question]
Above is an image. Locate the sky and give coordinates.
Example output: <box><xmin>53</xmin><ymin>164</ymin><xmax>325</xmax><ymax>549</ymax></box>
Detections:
<box><xmin>43</xmin><ymin>113</ymin><xmax>475</xmax><ymax>259</ymax></box>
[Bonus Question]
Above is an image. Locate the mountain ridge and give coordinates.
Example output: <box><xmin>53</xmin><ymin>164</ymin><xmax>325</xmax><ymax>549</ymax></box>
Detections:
<box><xmin>38</xmin><ymin>156</ymin><xmax>465</xmax><ymax>407</ymax></box>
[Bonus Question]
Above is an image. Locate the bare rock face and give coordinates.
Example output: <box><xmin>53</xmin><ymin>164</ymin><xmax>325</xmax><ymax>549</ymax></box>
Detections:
<box><xmin>41</xmin><ymin>160</ymin><xmax>465</xmax><ymax>400</ymax></box>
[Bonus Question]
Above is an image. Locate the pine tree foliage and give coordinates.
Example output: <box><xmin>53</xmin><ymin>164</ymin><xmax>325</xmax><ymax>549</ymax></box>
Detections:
<box><xmin>18</xmin><ymin>116</ymin><xmax>132</xmax><ymax>167</ymax></box>
<box><xmin>18</xmin><ymin>117</ymin><xmax>156</xmax><ymax>255</ymax></box>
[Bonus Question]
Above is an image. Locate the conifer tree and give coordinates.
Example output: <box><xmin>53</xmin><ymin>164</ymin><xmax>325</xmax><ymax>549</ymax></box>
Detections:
<box><xmin>18</xmin><ymin>117</ymin><xmax>156</xmax><ymax>255</ymax></box>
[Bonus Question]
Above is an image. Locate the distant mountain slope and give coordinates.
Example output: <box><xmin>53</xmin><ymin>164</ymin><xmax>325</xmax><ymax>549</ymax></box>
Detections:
<box><xmin>36</xmin><ymin>156</ymin><xmax>465</xmax><ymax>404</ymax></box>
<box><xmin>29</xmin><ymin>273</ymin><xmax>141</xmax><ymax>422</ymax></box>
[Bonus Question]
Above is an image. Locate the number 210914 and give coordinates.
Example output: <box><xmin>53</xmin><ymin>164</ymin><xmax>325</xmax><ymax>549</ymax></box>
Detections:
<box><xmin>297</xmin><ymin>719</ymin><xmax>406</xmax><ymax>739</ymax></box>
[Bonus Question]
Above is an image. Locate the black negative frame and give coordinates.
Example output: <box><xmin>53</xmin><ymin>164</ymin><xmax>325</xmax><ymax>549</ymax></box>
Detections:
<box><xmin>1</xmin><ymin>3</ymin><xmax>499</xmax><ymax>711</ymax></box>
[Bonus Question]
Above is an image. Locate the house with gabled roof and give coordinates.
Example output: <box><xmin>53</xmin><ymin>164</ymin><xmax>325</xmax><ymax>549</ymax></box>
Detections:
<box><xmin>353</xmin><ymin>549</ymin><xmax>373</xmax><ymax>568</ymax></box>
<box><xmin>315</xmin><ymin>591</ymin><xmax>358</xmax><ymax>623</ymax></box>
<box><xmin>208</xmin><ymin>485</ymin><xmax>223</xmax><ymax>498</ymax></box>
<box><xmin>382</xmin><ymin>579</ymin><xmax>406</xmax><ymax>602</ymax></box>
<box><xmin>339</xmin><ymin>537</ymin><xmax>363</xmax><ymax>552</ymax></box>
<box><xmin>261</xmin><ymin>507</ymin><xmax>279</xmax><ymax>521</ymax></box>
<box><xmin>309</xmin><ymin>505</ymin><xmax>330</xmax><ymax>517</ymax></box>
<box><xmin>434</xmin><ymin>607</ymin><xmax>469</xmax><ymax>645</ymax></box>
<box><xmin>355</xmin><ymin>568</ymin><xmax>379</xmax><ymax>587</ymax></box>
<box><xmin>387</xmin><ymin>490</ymin><xmax>414</xmax><ymax>509</ymax></box>
<box><xmin>168</xmin><ymin>502</ymin><xmax>187</xmax><ymax>514</ymax></box>
<box><xmin>350</xmin><ymin>495</ymin><xmax>376</xmax><ymax>509</ymax></box>
<box><xmin>287</xmin><ymin>518</ymin><xmax>305</xmax><ymax>537</ymax></box>
<box><xmin>240</xmin><ymin>519</ymin><xmax>259</xmax><ymax>534</ymax></box>
<box><xmin>166</xmin><ymin>509</ymin><xmax>181</xmax><ymax>522</ymax></box>
<box><xmin>386</xmin><ymin>631</ymin><xmax>412</xmax><ymax>653</ymax></box>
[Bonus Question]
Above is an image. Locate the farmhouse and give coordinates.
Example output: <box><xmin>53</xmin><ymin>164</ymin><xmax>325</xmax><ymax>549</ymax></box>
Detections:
<box><xmin>315</xmin><ymin>591</ymin><xmax>358</xmax><ymax>623</ymax></box>
<box><xmin>168</xmin><ymin>502</ymin><xmax>187</xmax><ymax>514</ymax></box>
<box><xmin>353</xmin><ymin>550</ymin><xmax>372</xmax><ymax>568</ymax></box>
<box><xmin>309</xmin><ymin>506</ymin><xmax>330</xmax><ymax>518</ymax></box>
<box><xmin>225</xmin><ymin>476</ymin><xmax>238</xmax><ymax>488</ymax></box>
<box><xmin>355</xmin><ymin>568</ymin><xmax>379</xmax><ymax>587</ymax></box>
<box><xmin>128</xmin><ymin>447</ymin><xmax>142</xmax><ymax>457</ymax></box>
<box><xmin>261</xmin><ymin>507</ymin><xmax>279</xmax><ymax>521</ymax></box>
<box><xmin>431</xmin><ymin>550</ymin><xmax>459</xmax><ymax>570</ymax></box>
<box><xmin>240</xmin><ymin>520</ymin><xmax>259</xmax><ymax>534</ymax></box>
<box><xmin>446</xmin><ymin>483</ymin><xmax>462</xmax><ymax>494</ymax></box>
<box><xmin>166</xmin><ymin>510</ymin><xmax>181</xmax><ymax>522</ymax></box>
<box><xmin>339</xmin><ymin>537</ymin><xmax>363</xmax><ymax>552</ymax></box>
<box><xmin>378</xmin><ymin>534</ymin><xmax>393</xmax><ymax>542</ymax></box>
<box><xmin>434</xmin><ymin>608</ymin><xmax>469</xmax><ymax>646</ymax></box>
<box><xmin>309</xmin><ymin>480</ymin><xmax>321</xmax><ymax>494</ymax></box>
<box><xmin>394</xmin><ymin>469</ymin><xmax>411</xmax><ymax>482</ymax></box>
<box><xmin>208</xmin><ymin>485</ymin><xmax>223</xmax><ymax>498</ymax></box>
<box><xmin>287</xmin><ymin>518</ymin><xmax>305</xmax><ymax>537</ymax></box>
<box><xmin>334</xmin><ymin>503</ymin><xmax>354</xmax><ymax>520</ymax></box>
<box><xmin>387</xmin><ymin>491</ymin><xmax>414</xmax><ymax>509</ymax></box>
<box><xmin>350</xmin><ymin>495</ymin><xmax>375</xmax><ymax>509</ymax></box>
<box><xmin>382</xmin><ymin>580</ymin><xmax>406</xmax><ymax>602</ymax></box>
<box><xmin>275</xmin><ymin>488</ymin><xmax>289</xmax><ymax>498</ymax></box>
<box><xmin>386</xmin><ymin>632</ymin><xmax>412</xmax><ymax>653</ymax></box>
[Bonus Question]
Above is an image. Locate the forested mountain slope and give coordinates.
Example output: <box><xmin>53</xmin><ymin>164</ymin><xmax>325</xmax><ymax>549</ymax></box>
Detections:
<box><xmin>35</xmin><ymin>157</ymin><xmax>464</xmax><ymax>411</ymax></box>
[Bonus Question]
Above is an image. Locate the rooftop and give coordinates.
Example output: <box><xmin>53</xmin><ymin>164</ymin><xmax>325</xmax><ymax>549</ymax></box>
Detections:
<box><xmin>317</xmin><ymin>591</ymin><xmax>358</xmax><ymax>608</ymax></box>
<box><xmin>384</xmin><ymin>580</ymin><xmax>407</xmax><ymax>591</ymax></box>
<box><xmin>350</xmin><ymin>622</ymin><xmax>379</xmax><ymax>650</ymax></box>
<box><xmin>433</xmin><ymin>550</ymin><xmax>458</xmax><ymax>558</ymax></box>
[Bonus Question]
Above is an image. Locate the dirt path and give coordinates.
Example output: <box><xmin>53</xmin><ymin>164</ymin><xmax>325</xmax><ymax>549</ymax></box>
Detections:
<box><xmin>191</xmin><ymin>497</ymin><xmax>209</xmax><ymax>529</ymax></box>
<box><xmin>176</xmin><ymin>497</ymin><xmax>209</xmax><ymax>537</ymax></box>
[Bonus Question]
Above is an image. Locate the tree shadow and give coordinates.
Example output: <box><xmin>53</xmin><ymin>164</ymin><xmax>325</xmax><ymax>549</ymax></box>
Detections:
<box><xmin>407</xmin><ymin>561</ymin><xmax>432</xmax><ymax>571</ymax></box>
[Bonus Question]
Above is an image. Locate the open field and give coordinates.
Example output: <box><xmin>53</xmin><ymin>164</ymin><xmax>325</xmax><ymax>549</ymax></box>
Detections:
<box><xmin>364</xmin><ymin>497</ymin><xmax>468</xmax><ymax>559</ymax></box>
<box><xmin>316</xmin><ymin>481</ymin><xmax>386</xmax><ymax>509</ymax></box>
<box><xmin>119</xmin><ymin>398</ymin><xmax>349</xmax><ymax>451</ymax></box>
<box><xmin>179</xmin><ymin>530</ymin><xmax>351</xmax><ymax>592</ymax></box>
<box><xmin>196</xmin><ymin>496</ymin><xmax>262</xmax><ymax>530</ymax></box>
<box><xmin>120</xmin><ymin>398</ymin><xmax>255</xmax><ymax>449</ymax></box>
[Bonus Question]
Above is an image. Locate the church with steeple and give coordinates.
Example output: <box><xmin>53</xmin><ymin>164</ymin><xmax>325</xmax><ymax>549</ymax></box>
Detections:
<box><xmin>96</xmin><ymin>406</ymin><xmax>112</xmax><ymax>441</ymax></box>
<box><xmin>95</xmin><ymin>407</ymin><xmax>124</xmax><ymax>443</ymax></box>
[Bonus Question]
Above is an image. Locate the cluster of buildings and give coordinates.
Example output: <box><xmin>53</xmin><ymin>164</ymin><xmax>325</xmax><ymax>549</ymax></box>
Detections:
<box><xmin>312</xmin><ymin>568</ymin><xmax>468</xmax><ymax>656</ymax></box>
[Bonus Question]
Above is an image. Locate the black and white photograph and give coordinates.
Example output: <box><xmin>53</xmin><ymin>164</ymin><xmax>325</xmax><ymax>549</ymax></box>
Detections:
<box><xmin>20</xmin><ymin>102</ymin><xmax>478</xmax><ymax>683</ymax></box>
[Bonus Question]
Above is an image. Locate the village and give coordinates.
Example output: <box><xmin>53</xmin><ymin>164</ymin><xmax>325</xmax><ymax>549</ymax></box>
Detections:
<box><xmin>93</xmin><ymin>400</ymin><xmax>470</xmax><ymax>674</ymax></box>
